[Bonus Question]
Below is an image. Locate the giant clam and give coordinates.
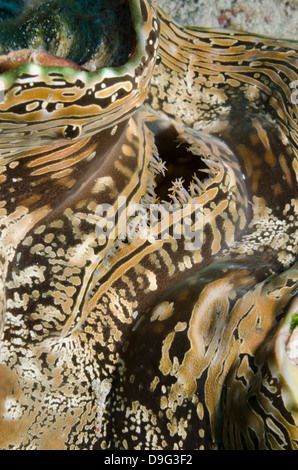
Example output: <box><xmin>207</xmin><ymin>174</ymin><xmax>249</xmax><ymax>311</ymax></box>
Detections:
<box><xmin>0</xmin><ymin>0</ymin><xmax>297</xmax><ymax>450</ymax></box>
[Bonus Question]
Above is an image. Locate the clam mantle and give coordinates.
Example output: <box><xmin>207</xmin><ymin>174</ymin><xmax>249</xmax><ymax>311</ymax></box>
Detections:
<box><xmin>0</xmin><ymin>0</ymin><xmax>297</xmax><ymax>450</ymax></box>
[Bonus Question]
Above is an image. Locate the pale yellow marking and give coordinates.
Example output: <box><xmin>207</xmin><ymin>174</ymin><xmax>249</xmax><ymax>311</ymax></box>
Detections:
<box><xmin>279</xmin><ymin>154</ymin><xmax>293</xmax><ymax>188</ymax></box>
<box><xmin>30</xmin><ymin>142</ymin><xmax>98</xmax><ymax>176</ymax></box>
<box><xmin>151</xmin><ymin>301</ymin><xmax>174</xmax><ymax>322</ymax></box>
<box><xmin>50</xmin><ymin>168</ymin><xmax>73</xmax><ymax>179</ymax></box>
<box><xmin>150</xmin><ymin>376</ymin><xmax>160</xmax><ymax>393</ymax></box>
<box><xmin>2</xmin><ymin>205</ymin><xmax>50</xmax><ymax>253</ymax></box>
<box><xmin>61</xmin><ymin>239</ymin><xmax>164</xmax><ymax>337</ymax></box>
<box><xmin>26</xmin><ymin>138</ymin><xmax>89</xmax><ymax>167</ymax></box>
<box><xmin>91</xmin><ymin>176</ymin><xmax>117</xmax><ymax>195</ymax></box>
<box><xmin>94</xmin><ymin>81</ymin><xmax>132</xmax><ymax>99</ymax></box>
<box><xmin>158</xmin><ymin>248</ymin><xmax>176</xmax><ymax>277</ymax></box>
<box><xmin>122</xmin><ymin>144</ymin><xmax>135</xmax><ymax>157</ymax></box>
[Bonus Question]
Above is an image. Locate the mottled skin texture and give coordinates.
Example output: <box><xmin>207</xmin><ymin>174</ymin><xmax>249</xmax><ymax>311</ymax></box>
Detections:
<box><xmin>0</xmin><ymin>0</ymin><xmax>297</xmax><ymax>450</ymax></box>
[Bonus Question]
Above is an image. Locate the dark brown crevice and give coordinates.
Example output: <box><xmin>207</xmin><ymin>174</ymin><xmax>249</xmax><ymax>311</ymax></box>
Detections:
<box><xmin>148</xmin><ymin>122</ymin><xmax>210</xmax><ymax>203</ymax></box>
